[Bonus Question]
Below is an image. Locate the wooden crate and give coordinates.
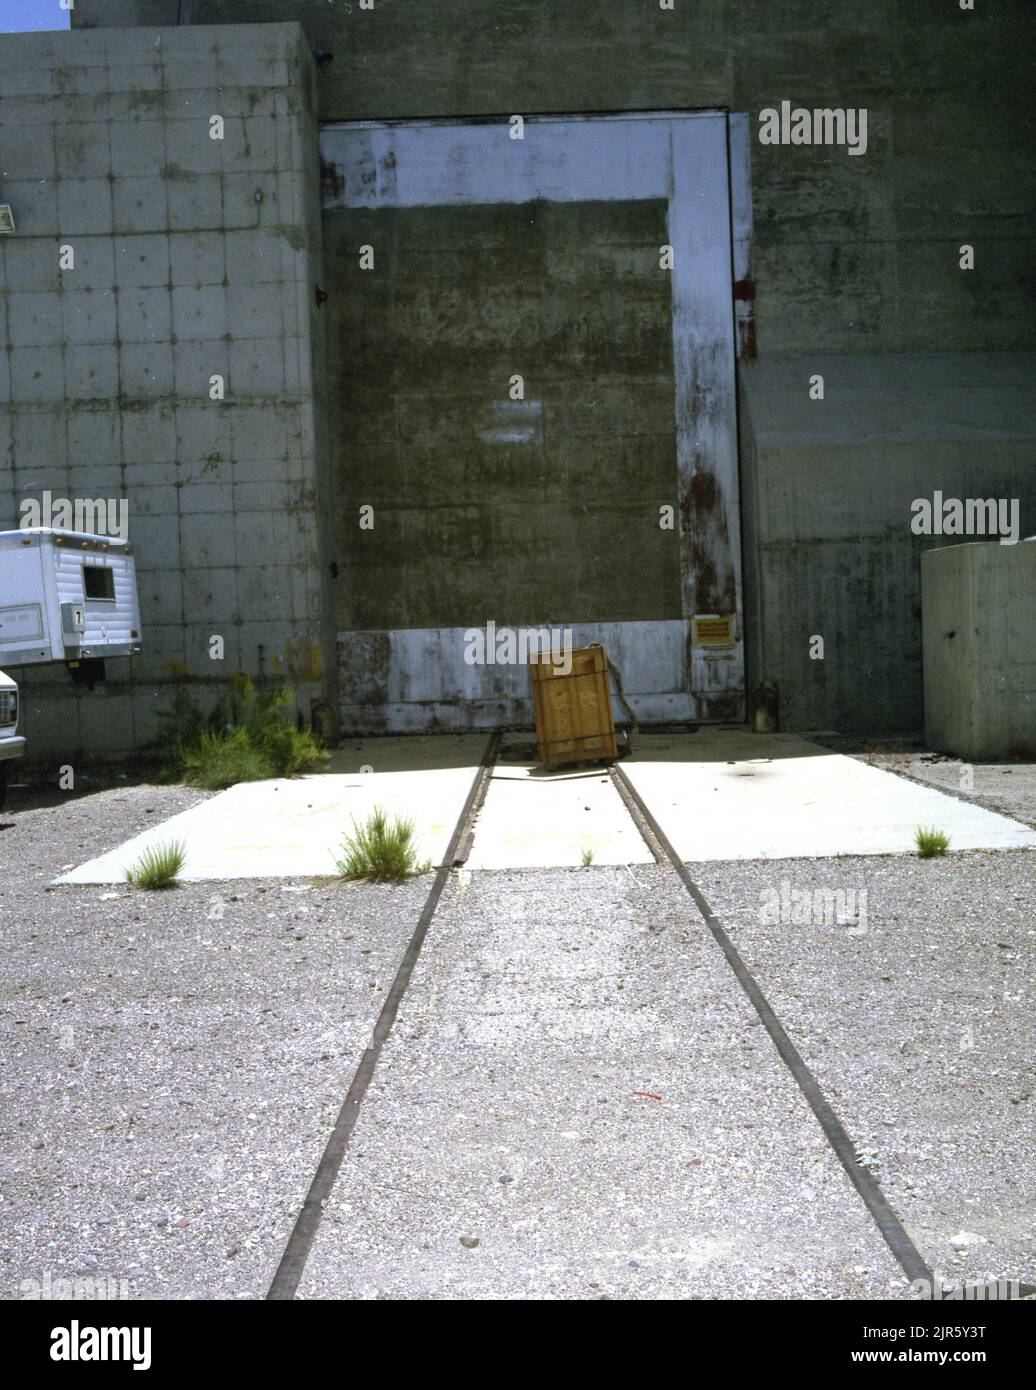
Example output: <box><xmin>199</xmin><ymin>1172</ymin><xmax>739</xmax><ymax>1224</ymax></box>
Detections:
<box><xmin>530</xmin><ymin>645</ymin><xmax>618</xmax><ymax>768</ymax></box>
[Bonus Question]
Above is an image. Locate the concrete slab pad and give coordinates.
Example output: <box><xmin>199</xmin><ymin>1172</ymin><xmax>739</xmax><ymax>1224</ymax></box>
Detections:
<box><xmin>622</xmin><ymin>730</ymin><xmax>1036</xmax><ymax>861</ymax></box>
<box><xmin>54</xmin><ymin>728</ymin><xmax>1035</xmax><ymax>883</ymax></box>
<box><xmin>55</xmin><ymin>735</ymin><xmax>487</xmax><ymax>884</ymax></box>
<box><xmin>466</xmin><ymin>749</ymin><xmax>652</xmax><ymax>870</ymax></box>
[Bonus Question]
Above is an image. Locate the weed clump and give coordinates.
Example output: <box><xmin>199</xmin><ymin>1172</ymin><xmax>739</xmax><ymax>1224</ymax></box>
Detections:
<box><xmin>159</xmin><ymin>678</ymin><xmax>326</xmax><ymax>790</ymax></box>
<box><xmin>334</xmin><ymin>806</ymin><xmax>430</xmax><ymax>883</ymax></box>
<box><xmin>915</xmin><ymin>825</ymin><xmax>950</xmax><ymax>858</ymax></box>
<box><xmin>125</xmin><ymin>839</ymin><xmax>186</xmax><ymax>889</ymax></box>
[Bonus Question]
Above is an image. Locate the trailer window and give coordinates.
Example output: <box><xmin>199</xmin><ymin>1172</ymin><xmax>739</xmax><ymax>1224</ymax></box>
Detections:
<box><xmin>83</xmin><ymin>565</ymin><xmax>116</xmax><ymax>601</ymax></box>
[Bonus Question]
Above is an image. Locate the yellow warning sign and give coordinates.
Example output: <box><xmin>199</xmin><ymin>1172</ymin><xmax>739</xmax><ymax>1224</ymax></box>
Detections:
<box><xmin>693</xmin><ymin>614</ymin><xmax>735</xmax><ymax>647</ymax></box>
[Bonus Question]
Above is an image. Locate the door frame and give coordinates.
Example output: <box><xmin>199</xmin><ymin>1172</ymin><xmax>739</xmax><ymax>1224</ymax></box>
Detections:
<box><xmin>320</xmin><ymin>111</ymin><xmax>752</xmax><ymax>729</ymax></box>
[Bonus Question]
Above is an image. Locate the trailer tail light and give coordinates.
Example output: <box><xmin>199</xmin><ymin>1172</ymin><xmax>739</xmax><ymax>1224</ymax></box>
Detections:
<box><xmin>0</xmin><ymin>690</ymin><xmax>17</xmax><ymax>726</ymax></box>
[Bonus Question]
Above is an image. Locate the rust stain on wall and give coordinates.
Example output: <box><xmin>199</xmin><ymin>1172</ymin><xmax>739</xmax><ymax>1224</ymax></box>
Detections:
<box><xmin>682</xmin><ymin>469</ymin><xmax>737</xmax><ymax>614</ymax></box>
<box><xmin>286</xmin><ymin>638</ymin><xmax>324</xmax><ymax>679</ymax></box>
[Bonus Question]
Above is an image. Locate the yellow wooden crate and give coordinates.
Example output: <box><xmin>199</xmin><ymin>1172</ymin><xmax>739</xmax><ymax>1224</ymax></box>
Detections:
<box><xmin>530</xmin><ymin>644</ymin><xmax>618</xmax><ymax>768</ymax></box>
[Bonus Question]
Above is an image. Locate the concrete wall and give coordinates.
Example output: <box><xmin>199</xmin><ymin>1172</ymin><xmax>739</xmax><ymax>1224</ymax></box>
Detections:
<box><xmin>0</xmin><ymin>23</ymin><xmax>330</xmax><ymax>763</ymax></box>
<box><xmin>922</xmin><ymin>541</ymin><xmax>1036</xmax><ymax>761</ymax></box>
<box><xmin>740</xmin><ymin>354</ymin><xmax>1036</xmax><ymax>733</ymax></box>
<box><xmin>74</xmin><ymin>0</ymin><xmax>1036</xmax><ymax>360</ymax></box>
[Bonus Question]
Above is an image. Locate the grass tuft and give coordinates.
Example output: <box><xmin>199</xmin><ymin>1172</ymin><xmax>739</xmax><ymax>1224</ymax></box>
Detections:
<box><xmin>580</xmin><ymin>846</ymin><xmax>595</xmax><ymax>866</ymax></box>
<box><xmin>179</xmin><ymin>727</ymin><xmax>276</xmax><ymax>790</ymax></box>
<box><xmin>334</xmin><ymin>806</ymin><xmax>430</xmax><ymax>883</ymax></box>
<box><xmin>159</xmin><ymin>678</ymin><xmax>327</xmax><ymax>790</ymax></box>
<box><xmin>125</xmin><ymin>839</ymin><xmax>187</xmax><ymax>890</ymax></box>
<box><xmin>915</xmin><ymin>825</ymin><xmax>950</xmax><ymax>858</ymax></box>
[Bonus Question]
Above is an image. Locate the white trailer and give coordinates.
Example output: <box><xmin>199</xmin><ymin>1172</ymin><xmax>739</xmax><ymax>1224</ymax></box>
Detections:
<box><xmin>0</xmin><ymin>527</ymin><xmax>142</xmax><ymax>669</ymax></box>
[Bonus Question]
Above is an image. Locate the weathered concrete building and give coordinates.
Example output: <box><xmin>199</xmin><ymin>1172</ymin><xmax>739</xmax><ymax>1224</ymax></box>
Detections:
<box><xmin>2</xmin><ymin>1</ymin><xmax>1034</xmax><ymax>759</ymax></box>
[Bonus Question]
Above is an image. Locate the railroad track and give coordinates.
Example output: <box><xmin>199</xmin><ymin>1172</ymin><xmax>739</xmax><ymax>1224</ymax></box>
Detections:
<box><xmin>267</xmin><ymin>734</ymin><xmax>1031</xmax><ymax>1301</ymax></box>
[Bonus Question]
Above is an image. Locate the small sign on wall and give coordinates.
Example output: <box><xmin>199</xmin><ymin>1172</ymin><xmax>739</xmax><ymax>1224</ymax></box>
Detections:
<box><xmin>0</xmin><ymin>205</ymin><xmax>14</xmax><ymax>234</ymax></box>
<box><xmin>693</xmin><ymin>613</ymin><xmax>736</xmax><ymax>647</ymax></box>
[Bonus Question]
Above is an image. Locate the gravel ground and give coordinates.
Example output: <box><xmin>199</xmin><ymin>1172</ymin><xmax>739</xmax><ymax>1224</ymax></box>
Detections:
<box><xmin>1</xmin><ymin>754</ymin><xmax>1033</xmax><ymax>1301</ymax></box>
<box><xmin>298</xmin><ymin>866</ymin><xmax>909</xmax><ymax>1301</ymax></box>
<box><xmin>696</xmin><ymin>848</ymin><xmax>1036</xmax><ymax>1294</ymax></box>
<box><xmin>0</xmin><ymin>775</ymin><xmax>430</xmax><ymax>1300</ymax></box>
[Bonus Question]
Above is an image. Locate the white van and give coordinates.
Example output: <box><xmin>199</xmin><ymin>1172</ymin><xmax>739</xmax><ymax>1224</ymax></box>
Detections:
<box><xmin>0</xmin><ymin>527</ymin><xmax>142</xmax><ymax>669</ymax></box>
<box><xmin>0</xmin><ymin>668</ymin><xmax>25</xmax><ymax>810</ymax></box>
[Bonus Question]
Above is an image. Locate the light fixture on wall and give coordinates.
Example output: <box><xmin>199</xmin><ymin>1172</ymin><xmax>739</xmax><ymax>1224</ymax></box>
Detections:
<box><xmin>0</xmin><ymin>205</ymin><xmax>15</xmax><ymax>234</ymax></box>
